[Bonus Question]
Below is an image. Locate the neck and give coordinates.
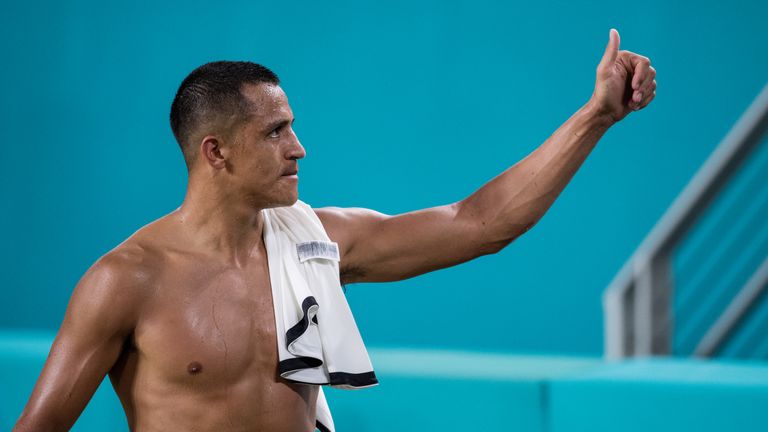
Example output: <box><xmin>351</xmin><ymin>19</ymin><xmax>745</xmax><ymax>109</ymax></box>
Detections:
<box><xmin>174</xmin><ymin>180</ymin><xmax>267</xmax><ymax>268</ymax></box>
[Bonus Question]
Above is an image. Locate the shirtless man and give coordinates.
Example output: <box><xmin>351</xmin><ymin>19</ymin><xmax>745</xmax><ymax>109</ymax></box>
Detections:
<box><xmin>14</xmin><ymin>29</ymin><xmax>655</xmax><ymax>431</ymax></box>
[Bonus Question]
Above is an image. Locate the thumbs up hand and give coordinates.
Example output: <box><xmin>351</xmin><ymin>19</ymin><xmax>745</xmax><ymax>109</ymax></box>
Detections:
<box><xmin>591</xmin><ymin>29</ymin><xmax>656</xmax><ymax>123</ymax></box>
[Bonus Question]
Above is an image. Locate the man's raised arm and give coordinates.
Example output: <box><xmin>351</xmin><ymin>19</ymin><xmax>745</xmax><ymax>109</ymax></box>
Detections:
<box><xmin>13</xmin><ymin>249</ymin><xmax>148</xmax><ymax>431</ymax></box>
<box><xmin>316</xmin><ymin>29</ymin><xmax>656</xmax><ymax>284</ymax></box>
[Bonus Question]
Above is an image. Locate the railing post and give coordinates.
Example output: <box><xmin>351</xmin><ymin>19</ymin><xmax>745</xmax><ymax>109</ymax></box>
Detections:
<box><xmin>633</xmin><ymin>254</ymin><xmax>673</xmax><ymax>356</ymax></box>
<box><xmin>604</xmin><ymin>280</ymin><xmax>634</xmax><ymax>359</ymax></box>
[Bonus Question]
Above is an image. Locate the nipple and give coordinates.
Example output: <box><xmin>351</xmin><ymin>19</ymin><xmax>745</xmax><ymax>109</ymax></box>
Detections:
<box><xmin>187</xmin><ymin>361</ymin><xmax>203</xmax><ymax>375</ymax></box>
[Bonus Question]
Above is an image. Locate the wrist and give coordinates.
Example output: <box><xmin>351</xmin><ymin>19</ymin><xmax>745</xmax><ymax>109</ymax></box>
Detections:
<box><xmin>583</xmin><ymin>98</ymin><xmax>617</xmax><ymax>129</ymax></box>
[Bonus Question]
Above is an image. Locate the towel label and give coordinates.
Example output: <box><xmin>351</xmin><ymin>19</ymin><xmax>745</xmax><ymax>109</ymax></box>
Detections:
<box><xmin>296</xmin><ymin>241</ymin><xmax>340</xmax><ymax>263</ymax></box>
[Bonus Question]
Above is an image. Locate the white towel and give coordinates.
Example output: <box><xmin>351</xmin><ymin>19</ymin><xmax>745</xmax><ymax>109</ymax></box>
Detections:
<box><xmin>262</xmin><ymin>199</ymin><xmax>378</xmax><ymax>432</ymax></box>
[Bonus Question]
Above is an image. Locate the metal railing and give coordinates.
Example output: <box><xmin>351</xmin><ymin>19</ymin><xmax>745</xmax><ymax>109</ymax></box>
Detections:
<box><xmin>603</xmin><ymin>83</ymin><xmax>768</xmax><ymax>359</ymax></box>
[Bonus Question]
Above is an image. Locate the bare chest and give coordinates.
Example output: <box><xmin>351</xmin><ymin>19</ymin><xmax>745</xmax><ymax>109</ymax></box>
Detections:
<box><xmin>132</xmin><ymin>258</ymin><xmax>279</xmax><ymax>388</ymax></box>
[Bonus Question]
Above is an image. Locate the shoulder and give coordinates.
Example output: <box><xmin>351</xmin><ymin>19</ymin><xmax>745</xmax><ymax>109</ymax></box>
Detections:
<box><xmin>94</xmin><ymin>216</ymin><xmax>168</xmax><ymax>285</ymax></box>
<box><xmin>313</xmin><ymin>206</ymin><xmax>389</xmax><ymax>234</ymax></box>
<box><xmin>312</xmin><ymin>206</ymin><xmax>391</xmax><ymax>282</ymax></box>
<box><xmin>94</xmin><ymin>242</ymin><xmax>159</xmax><ymax>286</ymax></box>
<box><xmin>91</xmin><ymin>213</ymin><xmax>177</xmax><ymax>291</ymax></box>
<box><xmin>69</xmin><ymin>242</ymin><xmax>159</xmax><ymax>327</ymax></box>
<box><xmin>313</xmin><ymin>206</ymin><xmax>390</xmax><ymax>247</ymax></box>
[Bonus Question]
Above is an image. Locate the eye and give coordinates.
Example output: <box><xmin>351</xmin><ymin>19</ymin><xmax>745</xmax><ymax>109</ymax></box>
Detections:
<box><xmin>268</xmin><ymin>128</ymin><xmax>280</xmax><ymax>138</ymax></box>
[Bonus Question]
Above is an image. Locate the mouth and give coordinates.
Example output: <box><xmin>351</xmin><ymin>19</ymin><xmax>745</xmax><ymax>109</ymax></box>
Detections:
<box><xmin>281</xmin><ymin>167</ymin><xmax>298</xmax><ymax>177</ymax></box>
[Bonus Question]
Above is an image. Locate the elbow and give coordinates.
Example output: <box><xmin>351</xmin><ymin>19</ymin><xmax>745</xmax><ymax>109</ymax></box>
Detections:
<box><xmin>479</xmin><ymin>238</ymin><xmax>513</xmax><ymax>255</ymax></box>
<box><xmin>477</xmin><ymin>229</ymin><xmax>516</xmax><ymax>256</ymax></box>
<box><xmin>455</xmin><ymin>201</ymin><xmax>535</xmax><ymax>256</ymax></box>
<box><xmin>479</xmin><ymin>220</ymin><xmax>538</xmax><ymax>255</ymax></box>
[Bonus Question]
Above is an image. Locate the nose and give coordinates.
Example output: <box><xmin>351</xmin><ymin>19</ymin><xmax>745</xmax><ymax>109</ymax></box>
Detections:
<box><xmin>286</xmin><ymin>129</ymin><xmax>306</xmax><ymax>161</ymax></box>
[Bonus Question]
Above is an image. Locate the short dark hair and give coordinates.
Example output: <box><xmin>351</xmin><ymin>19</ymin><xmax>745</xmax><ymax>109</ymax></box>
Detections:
<box><xmin>170</xmin><ymin>61</ymin><xmax>280</xmax><ymax>168</ymax></box>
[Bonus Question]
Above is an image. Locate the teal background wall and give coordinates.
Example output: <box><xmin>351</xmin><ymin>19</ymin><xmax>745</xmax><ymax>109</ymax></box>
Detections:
<box><xmin>2</xmin><ymin>0</ymin><xmax>767</xmax><ymax>355</ymax></box>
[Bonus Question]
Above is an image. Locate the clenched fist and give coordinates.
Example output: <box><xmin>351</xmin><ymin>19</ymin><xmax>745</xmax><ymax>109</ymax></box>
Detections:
<box><xmin>591</xmin><ymin>29</ymin><xmax>657</xmax><ymax>123</ymax></box>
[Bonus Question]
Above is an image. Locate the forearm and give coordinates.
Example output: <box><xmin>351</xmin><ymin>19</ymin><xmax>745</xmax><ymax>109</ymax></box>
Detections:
<box><xmin>458</xmin><ymin>99</ymin><xmax>615</xmax><ymax>247</ymax></box>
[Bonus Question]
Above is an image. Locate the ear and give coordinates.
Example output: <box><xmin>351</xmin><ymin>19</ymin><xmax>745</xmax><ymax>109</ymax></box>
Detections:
<box><xmin>200</xmin><ymin>135</ymin><xmax>228</xmax><ymax>169</ymax></box>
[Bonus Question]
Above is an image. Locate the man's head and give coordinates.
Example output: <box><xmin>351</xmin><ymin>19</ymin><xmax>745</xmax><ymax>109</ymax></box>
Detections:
<box><xmin>170</xmin><ymin>61</ymin><xmax>305</xmax><ymax>207</ymax></box>
<box><xmin>170</xmin><ymin>61</ymin><xmax>280</xmax><ymax>168</ymax></box>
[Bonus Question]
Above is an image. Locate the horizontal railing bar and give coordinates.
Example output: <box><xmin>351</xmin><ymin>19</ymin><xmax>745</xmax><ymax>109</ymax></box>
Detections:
<box><xmin>694</xmin><ymin>257</ymin><xmax>768</xmax><ymax>357</ymax></box>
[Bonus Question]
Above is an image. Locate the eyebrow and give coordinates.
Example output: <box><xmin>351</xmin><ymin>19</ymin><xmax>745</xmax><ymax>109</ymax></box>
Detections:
<box><xmin>263</xmin><ymin>117</ymin><xmax>294</xmax><ymax>133</ymax></box>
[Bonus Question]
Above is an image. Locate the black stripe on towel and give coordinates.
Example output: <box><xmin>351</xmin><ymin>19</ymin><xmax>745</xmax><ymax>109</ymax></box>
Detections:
<box><xmin>279</xmin><ymin>357</ymin><xmax>324</xmax><ymax>374</ymax></box>
<box><xmin>286</xmin><ymin>296</ymin><xmax>319</xmax><ymax>346</ymax></box>
<box><xmin>316</xmin><ymin>419</ymin><xmax>332</xmax><ymax>432</ymax></box>
<box><xmin>280</xmin><ymin>370</ymin><xmax>380</xmax><ymax>388</ymax></box>
<box><xmin>329</xmin><ymin>371</ymin><xmax>379</xmax><ymax>387</ymax></box>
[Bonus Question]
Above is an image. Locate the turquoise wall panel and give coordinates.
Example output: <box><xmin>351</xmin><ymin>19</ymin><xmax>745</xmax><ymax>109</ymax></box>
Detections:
<box><xmin>2</xmin><ymin>0</ymin><xmax>768</xmax><ymax>355</ymax></box>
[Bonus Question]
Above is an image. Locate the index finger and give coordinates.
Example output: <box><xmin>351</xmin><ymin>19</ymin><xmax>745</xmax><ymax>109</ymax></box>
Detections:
<box><xmin>629</xmin><ymin>53</ymin><xmax>651</xmax><ymax>90</ymax></box>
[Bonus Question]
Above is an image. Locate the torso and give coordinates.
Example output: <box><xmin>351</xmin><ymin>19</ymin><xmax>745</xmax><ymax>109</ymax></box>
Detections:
<box><xmin>106</xmin><ymin>213</ymin><xmax>318</xmax><ymax>432</ymax></box>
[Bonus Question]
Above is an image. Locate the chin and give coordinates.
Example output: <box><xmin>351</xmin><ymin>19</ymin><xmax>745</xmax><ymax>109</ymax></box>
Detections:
<box><xmin>268</xmin><ymin>193</ymin><xmax>299</xmax><ymax>209</ymax></box>
<box><xmin>285</xmin><ymin>194</ymin><xmax>299</xmax><ymax>206</ymax></box>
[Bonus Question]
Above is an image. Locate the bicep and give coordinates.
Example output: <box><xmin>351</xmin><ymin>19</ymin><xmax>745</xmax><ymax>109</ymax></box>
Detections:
<box><xmin>18</xmin><ymin>325</ymin><xmax>126</xmax><ymax>430</ymax></box>
<box><xmin>317</xmin><ymin>203</ymin><xmax>498</xmax><ymax>284</ymax></box>
<box><xmin>15</xmin><ymin>255</ymin><xmax>141</xmax><ymax>431</ymax></box>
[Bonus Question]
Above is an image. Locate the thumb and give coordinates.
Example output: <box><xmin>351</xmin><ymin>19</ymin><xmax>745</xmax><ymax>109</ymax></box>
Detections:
<box><xmin>599</xmin><ymin>28</ymin><xmax>620</xmax><ymax>69</ymax></box>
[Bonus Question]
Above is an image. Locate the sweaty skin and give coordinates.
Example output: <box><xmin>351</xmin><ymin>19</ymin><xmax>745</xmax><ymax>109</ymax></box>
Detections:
<box><xmin>91</xmin><ymin>216</ymin><xmax>319</xmax><ymax>432</ymax></box>
<box><xmin>15</xmin><ymin>29</ymin><xmax>655</xmax><ymax>431</ymax></box>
